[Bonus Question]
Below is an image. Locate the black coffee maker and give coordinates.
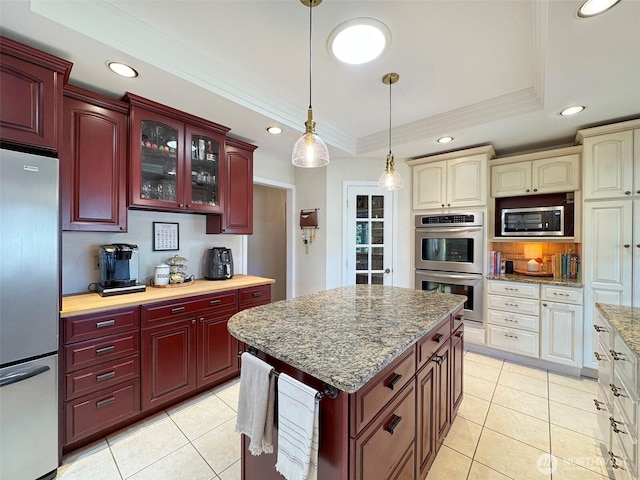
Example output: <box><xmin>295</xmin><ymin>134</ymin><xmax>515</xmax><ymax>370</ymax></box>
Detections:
<box><xmin>205</xmin><ymin>247</ymin><xmax>234</xmax><ymax>280</ymax></box>
<box><xmin>96</xmin><ymin>244</ymin><xmax>146</xmax><ymax>296</ymax></box>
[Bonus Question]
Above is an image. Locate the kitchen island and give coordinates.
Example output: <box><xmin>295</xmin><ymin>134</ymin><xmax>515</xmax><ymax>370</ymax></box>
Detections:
<box><xmin>228</xmin><ymin>284</ymin><xmax>466</xmax><ymax>480</ymax></box>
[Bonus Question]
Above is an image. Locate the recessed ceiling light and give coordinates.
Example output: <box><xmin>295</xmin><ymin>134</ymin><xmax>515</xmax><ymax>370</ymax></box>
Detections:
<box><xmin>577</xmin><ymin>0</ymin><xmax>621</xmax><ymax>17</ymax></box>
<box><xmin>327</xmin><ymin>18</ymin><xmax>391</xmax><ymax>65</ymax></box>
<box><xmin>437</xmin><ymin>136</ymin><xmax>454</xmax><ymax>144</ymax></box>
<box><xmin>560</xmin><ymin>105</ymin><xmax>586</xmax><ymax>116</ymax></box>
<box><xmin>107</xmin><ymin>61</ymin><xmax>138</xmax><ymax>78</ymax></box>
<box><xmin>267</xmin><ymin>126</ymin><xmax>282</xmax><ymax>135</ymax></box>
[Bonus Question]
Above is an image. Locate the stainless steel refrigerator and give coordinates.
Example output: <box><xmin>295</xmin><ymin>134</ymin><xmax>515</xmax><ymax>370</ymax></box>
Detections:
<box><xmin>0</xmin><ymin>148</ymin><xmax>59</xmax><ymax>480</ymax></box>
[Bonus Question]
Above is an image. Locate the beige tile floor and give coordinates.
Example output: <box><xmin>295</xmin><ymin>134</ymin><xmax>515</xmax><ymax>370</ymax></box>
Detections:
<box><xmin>57</xmin><ymin>351</ymin><xmax>612</xmax><ymax>480</ymax></box>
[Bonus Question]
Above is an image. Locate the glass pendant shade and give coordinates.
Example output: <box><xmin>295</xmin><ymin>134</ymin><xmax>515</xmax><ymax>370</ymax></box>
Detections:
<box><xmin>378</xmin><ymin>153</ymin><xmax>403</xmax><ymax>190</ymax></box>
<box><xmin>292</xmin><ymin>133</ymin><xmax>330</xmax><ymax>167</ymax></box>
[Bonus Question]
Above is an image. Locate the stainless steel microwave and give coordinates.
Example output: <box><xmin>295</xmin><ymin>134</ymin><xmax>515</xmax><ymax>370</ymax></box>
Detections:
<box><xmin>501</xmin><ymin>206</ymin><xmax>565</xmax><ymax>236</ymax></box>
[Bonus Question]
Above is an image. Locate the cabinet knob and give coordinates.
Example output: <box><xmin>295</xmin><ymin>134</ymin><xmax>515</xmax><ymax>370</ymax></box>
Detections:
<box><xmin>624</xmin><ymin>244</ymin><xmax>630</xmax><ymax>248</ymax></box>
<box><xmin>186</xmin><ymin>204</ymin><xmax>190</xmax><ymax>208</ymax></box>
<box><xmin>625</xmin><ymin>191</ymin><xmax>631</xmax><ymax>195</ymax></box>
<box><xmin>526</xmin><ymin>189</ymin><xmax>530</xmax><ymax>192</ymax></box>
<box><xmin>533</xmin><ymin>188</ymin><xmax>538</xmax><ymax>192</ymax></box>
<box><xmin>441</xmin><ymin>204</ymin><xmax>445</xmax><ymax>208</ymax></box>
<box><xmin>192</xmin><ymin>319</ymin><xmax>196</xmax><ymax>324</ymax></box>
<box><xmin>179</xmin><ymin>203</ymin><xmax>184</xmax><ymax>207</ymax></box>
<box><xmin>636</xmin><ymin>244</ymin><xmax>640</xmax><ymax>248</ymax></box>
<box><xmin>542</xmin><ymin>303</ymin><xmax>548</xmax><ymax>307</ymax></box>
<box><xmin>447</xmin><ymin>203</ymin><xmax>451</xmax><ymax>207</ymax></box>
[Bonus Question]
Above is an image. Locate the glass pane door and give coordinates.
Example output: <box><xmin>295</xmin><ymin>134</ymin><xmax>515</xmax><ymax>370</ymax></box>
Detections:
<box><xmin>189</xmin><ymin>133</ymin><xmax>219</xmax><ymax>206</ymax></box>
<box><xmin>140</xmin><ymin>120</ymin><xmax>178</xmax><ymax>203</ymax></box>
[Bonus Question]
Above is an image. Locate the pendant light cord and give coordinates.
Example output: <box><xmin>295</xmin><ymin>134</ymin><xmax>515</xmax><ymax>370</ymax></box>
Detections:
<box><xmin>388</xmin><ymin>78</ymin><xmax>392</xmax><ymax>155</ymax></box>
<box><xmin>308</xmin><ymin>2</ymin><xmax>313</xmax><ymax>110</ymax></box>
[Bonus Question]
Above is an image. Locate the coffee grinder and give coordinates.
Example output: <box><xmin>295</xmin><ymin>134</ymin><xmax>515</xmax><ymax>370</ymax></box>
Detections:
<box><xmin>96</xmin><ymin>244</ymin><xmax>147</xmax><ymax>296</ymax></box>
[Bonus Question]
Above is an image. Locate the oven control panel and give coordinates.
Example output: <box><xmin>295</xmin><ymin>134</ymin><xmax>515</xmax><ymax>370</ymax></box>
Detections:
<box><xmin>415</xmin><ymin>211</ymin><xmax>484</xmax><ymax>227</ymax></box>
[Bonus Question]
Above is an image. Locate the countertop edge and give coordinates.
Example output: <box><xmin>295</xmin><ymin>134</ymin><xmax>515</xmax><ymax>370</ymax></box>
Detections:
<box><xmin>60</xmin><ymin>275</ymin><xmax>275</xmax><ymax>317</ymax></box>
<box><xmin>487</xmin><ymin>274</ymin><xmax>583</xmax><ymax>288</ymax></box>
<box><xmin>596</xmin><ymin>303</ymin><xmax>640</xmax><ymax>358</ymax></box>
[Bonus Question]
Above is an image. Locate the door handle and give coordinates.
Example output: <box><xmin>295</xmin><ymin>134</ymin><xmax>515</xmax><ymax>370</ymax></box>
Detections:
<box><xmin>0</xmin><ymin>365</ymin><xmax>50</xmax><ymax>388</ymax></box>
<box><xmin>386</xmin><ymin>373</ymin><xmax>403</xmax><ymax>390</ymax></box>
<box><xmin>385</xmin><ymin>414</ymin><xmax>402</xmax><ymax>434</ymax></box>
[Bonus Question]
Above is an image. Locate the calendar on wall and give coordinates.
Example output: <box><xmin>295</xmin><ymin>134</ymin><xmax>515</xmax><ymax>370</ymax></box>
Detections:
<box><xmin>153</xmin><ymin>222</ymin><xmax>179</xmax><ymax>251</ymax></box>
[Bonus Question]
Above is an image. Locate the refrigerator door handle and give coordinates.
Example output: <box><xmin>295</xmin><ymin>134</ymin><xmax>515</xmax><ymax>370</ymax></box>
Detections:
<box><xmin>0</xmin><ymin>365</ymin><xmax>50</xmax><ymax>388</ymax></box>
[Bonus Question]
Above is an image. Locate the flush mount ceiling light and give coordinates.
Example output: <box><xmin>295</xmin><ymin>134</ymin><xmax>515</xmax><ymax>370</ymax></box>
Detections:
<box><xmin>560</xmin><ymin>105</ymin><xmax>586</xmax><ymax>116</ymax></box>
<box><xmin>437</xmin><ymin>136</ymin><xmax>454</xmax><ymax>144</ymax></box>
<box><xmin>267</xmin><ymin>126</ymin><xmax>282</xmax><ymax>135</ymax></box>
<box><xmin>378</xmin><ymin>72</ymin><xmax>403</xmax><ymax>191</ymax></box>
<box><xmin>107</xmin><ymin>61</ymin><xmax>138</xmax><ymax>78</ymax></box>
<box><xmin>577</xmin><ymin>0</ymin><xmax>622</xmax><ymax>17</ymax></box>
<box><xmin>292</xmin><ymin>0</ymin><xmax>329</xmax><ymax>168</ymax></box>
<box><xmin>328</xmin><ymin>18</ymin><xmax>391</xmax><ymax>65</ymax></box>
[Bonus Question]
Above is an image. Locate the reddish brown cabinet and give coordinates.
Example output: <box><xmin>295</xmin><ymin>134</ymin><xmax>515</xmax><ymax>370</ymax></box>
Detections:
<box><xmin>450</xmin><ymin>325</ymin><xmax>464</xmax><ymax>418</ymax></box>
<box><xmin>206</xmin><ymin>138</ymin><xmax>256</xmax><ymax>234</ymax></box>
<box><xmin>197</xmin><ymin>310</ymin><xmax>239</xmax><ymax>387</ymax></box>
<box><xmin>61</xmin><ymin>85</ymin><xmax>128</xmax><ymax>231</ymax></box>
<box><xmin>127</xmin><ymin>93</ymin><xmax>229</xmax><ymax>214</ymax></box>
<box><xmin>0</xmin><ymin>36</ymin><xmax>72</xmax><ymax>152</ymax></box>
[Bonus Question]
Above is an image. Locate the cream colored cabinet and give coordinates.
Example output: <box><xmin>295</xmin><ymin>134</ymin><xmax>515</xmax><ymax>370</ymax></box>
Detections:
<box><xmin>491</xmin><ymin>148</ymin><xmax>581</xmax><ymax>198</ymax></box>
<box><xmin>407</xmin><ymin>145</ymin><xmax>494</xmax><ymax>211</ymax></box>
<box><xmin>540</xmin><ymin>285</ymin><xmax>583</xmax><ymax>368</ymax></box>
<box><xmin>577</xmin><ymin>123</ymin><xmax>640</xmax><ymax>200</ymax></box>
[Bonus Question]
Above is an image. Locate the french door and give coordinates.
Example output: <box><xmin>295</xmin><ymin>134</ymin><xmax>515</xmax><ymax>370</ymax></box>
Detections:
<box><xmin>344</xmin><ymin>184</ymin><xmax>395</xmax><ymax>285</ymax></box>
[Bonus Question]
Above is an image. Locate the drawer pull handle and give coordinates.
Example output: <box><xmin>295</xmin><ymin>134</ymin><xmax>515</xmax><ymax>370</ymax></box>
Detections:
<box><xmin>96</xmin><ymin>371</ymin><xmax>116</xmax><ymax>382</ymax></box>
<box><xmin>505</xmin><ymin>318</ymin><xmax>518</xmax><ymax>323</ymax></box>
<box><xmin>610</xmin><ymin>350</ymin><xmax>624</xmax><ymax>361</ymax></box>
<box><xmin>433</xmin><ymin>355</ymin><xmax>445</xmax><ymax>365</ymax></box>
<box><xmin>594</xmin><ymin>325</ymin><xmax>607</xmax><ymax>332</ymax></box>
<box><xmin>456</xmin><ymin>331</ymin><xmax>464</xmax><ymax>338</ymax></box>
<box><xmin>96</xmin><ymin>319</ymin><xmax>116</xmax><ymax>329</ymax></box>
<box><xmin>96</xmin><ymin>345</ymin><xmax>115</xmax><ymax>355</ymax></box>
<box><xmin>171</xmin><ymin>307</ymin><xmax>186</xmax><ymax>314</ymax></box>
<box><xmin>552</xmin><ymin>292</ymin><xmax>570</xmax><ymax>297</ymax></box>
<box><xmin>593</xmin><ymin>399</ymin><xmax>605</xmax><ymax>411</ymax></box>
<box><xmin>210</xmin><ymin>300</ymin><xmax>222</xmax><ymax>306</ymax></box>
<box><xmin>505</xmin><ymin>287</ymin><xmax>519</xmax><ymax>292</ymax></box>
<box><xmin>385</xmin><ymin>415</ymin><xmax>402</xmax><ymax>435</ymax></box>
<box><xmin>610</xmin><ymin>383</ymin><xmax>626</xmax><ymax>398</ymax></box>
<box><xmin>386</xmin><ymin>373</ymin><xmax>403</xmax><ymax>391</ymax></box>
<box><xmin>504</xmin><ymin>303</ymin><xmax>519</xmax><ymax>308</ymax></box>
<box><xmin>252</xmin><ymin>292</ymin><xmax>263</xmax><ymax>298</ymax></box>
<box><xmin>609</xmin><ymin>416</ymin><xmax>626</xmax><ymax>434</ymax></box>
<box><xmin>454</xmin><ymin>314</ymin><xmax>463</xmax><ymax>321</ymax></box>
<box><xmin>433</xmin><ymin>333</ymin><xmax>444</xmax><ymax>343</ymax></box>
<box><xmin>504</xmin><ymin>333</ymin><xmax>519</xmax><ymax>339</ymax></box>
<box><xmin>594</xmin><ymin>352</ymin><xmax>606</xmax><ymax>361</ymax></box>
<box><xmin>608</xmin><ymin>451</ymin><xmax>625</xmax><ymax>470</ymax></box>
<box><xmin>96</xmin><ymin>396</ymin><xmax>115</xmax><ymax>408</ymax></box>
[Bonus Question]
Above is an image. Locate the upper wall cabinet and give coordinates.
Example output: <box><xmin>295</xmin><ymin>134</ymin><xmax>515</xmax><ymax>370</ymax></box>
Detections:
<box><xmin>126</xmin><ymin>93</ymin><xmax>230</xmax><ymax>214</ymax></box>
<box><xmin>61</xmin><ymin>85</ymin><xmax>128</xmax><ymax>232</ymax></box>
<box><xmin>491</xmin><ymin>146</ymin><xmax>581</xmax><ymax>198</ymax></box>
<box><xmin>406</xmin><ymin>145</ymin><xmax>495</xmax><ymax>211</ymax></box>
<box><xmin>0</xmin><ymin>36</ymin><xmax>72</xmax><ymax>152</ymax></box>
<box><xmin>577</xmin><ymin>120</ymin><xmax>640</xmax><ymax>200</ymax></box>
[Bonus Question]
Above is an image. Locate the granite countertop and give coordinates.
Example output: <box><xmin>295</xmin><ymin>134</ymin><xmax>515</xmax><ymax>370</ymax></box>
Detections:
<box><xmin>228</xmin><ymin>284</ymin><xmax>465</xmax><ymax>394</ymax></box>
<box><xmin>61</xmin><ymin>275</ymin><xmax>274</xmax><ymax>316</ymax></box>
<box><xmin>597</xmin><ymin>303</ymin><xmax>640</xmax><ymax>357</ymax></box>
<box><xmin>487</xmin><ymin>274</ymin><xmax>583</xmax><ymax>288</ymax></box>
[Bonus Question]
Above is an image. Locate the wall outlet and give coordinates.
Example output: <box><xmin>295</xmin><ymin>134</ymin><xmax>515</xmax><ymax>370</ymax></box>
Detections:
<box><xmin>94</xmin><ymin>255</ymin><xmax>100</xmax><ymax>271</ymax></box>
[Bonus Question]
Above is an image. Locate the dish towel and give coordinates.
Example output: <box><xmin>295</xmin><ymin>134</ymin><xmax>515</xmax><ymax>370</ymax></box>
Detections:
<box><xmin>275</xmin><ymin>373</ymin><xmax>320</xmax><ymax>480</ymax></box>
<box><xmin>235</xmin><ymin>352</ymin><xmax>276</xmax><ymax>455</ymax></box>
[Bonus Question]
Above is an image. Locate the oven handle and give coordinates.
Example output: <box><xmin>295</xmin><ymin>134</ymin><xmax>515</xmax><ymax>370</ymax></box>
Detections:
<box><xmin>416</xmin><ymin>271</ymin><xmax>482</xmax><ymax>282</ymax></box>
<box><xmin>416</xmin><ymin>227</ymin><xmax>483</xmax><ymax>234</ymax></box>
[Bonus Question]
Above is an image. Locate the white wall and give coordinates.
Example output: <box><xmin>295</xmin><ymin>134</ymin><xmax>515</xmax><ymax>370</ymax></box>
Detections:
<box><xmin>62</xmin><ymin>209</ymin><xmax>242</xmax><ymax>295</ymax></box>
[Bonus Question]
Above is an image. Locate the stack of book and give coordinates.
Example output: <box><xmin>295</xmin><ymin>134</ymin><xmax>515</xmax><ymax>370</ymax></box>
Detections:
<box><xmin>552</xmin><ymin>253</ymin><xmax>580</xmax><ymax>280</ymax></box>
<box><xmin>488</xmin><ymin>251</ymin><xmax>503</xmax><ymax>275</ymax></box>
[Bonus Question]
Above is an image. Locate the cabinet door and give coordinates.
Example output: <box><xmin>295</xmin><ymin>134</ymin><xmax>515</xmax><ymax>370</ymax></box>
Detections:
<box><xmin>129</xmin><ymin>107</ymin><xmax>183</xmax><ymax>210</ymax></box>
<box><xmin>412</xmin><ymin>161</ymin><xmax>446</xmax><ymax>210</ymax></box>
<box><xmin>184</xmin><ymin>125</ymin><xmax>224</xmax><ymax>213</ymax></box>
<box><xmin>434</xmin><ymin>342</ymin><xmax>451</xmax><ymax>446</ymax></box>
<box><xmin>531</xmin><ymin>154</ymin><xmax>580</xmax><ymax>194</ymax></box>
<box><xmin>0</xmin><ymin>39</ymin><xmax>71</xmax><ymax>152</ymax></box>
<box><xmin>635</xmin><ymin>199</ymin><xmax>640</xmax><ymax>307</ymax></box>
<box><xmin>416</xmin><ymin>360</ymin><xmax>437</xmax><ymax>478</ymax></box>
<box><xmin>141</xmin><ymin>318</ymin><xmax>197</xmax><ymax>410</ymax></box>
<box><xmin>541</xmin><ymin>302</ymin><xmax>583</xmax><ymax>367</ymax></box>
<box><xmin>491</xmin><ymin>162</ymin><xmax>531</xmax><ymax>197</ymax></box>
<box><xmin>61</xmin><ymin>93</ymin><xmax>127</xmax><ymax>231</ymax></box>
<box><xmin>583</xmin><ymin>130</ymin><xmax>634</xmax><ymax>199</ymax></box>
<box><xmin>197</xmin><ymin>311</ymin><xmax>239</xmax><ymax>387</ymax></box>
<box><xmin>450</xmin><ymin>327</ymin><xmax>464</xmax><ymax>418</ymax></box>
<box><xmin>447</xmin><ymin>156</ymin><xmax>486</xmax><ymax>208</ymax></box>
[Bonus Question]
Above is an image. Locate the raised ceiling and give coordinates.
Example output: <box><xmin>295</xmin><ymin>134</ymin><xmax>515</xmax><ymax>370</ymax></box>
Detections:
<box><xmin>1</xmin><ymin>0</ymin><xmax>638</xmax><ymax>161</ymax></box>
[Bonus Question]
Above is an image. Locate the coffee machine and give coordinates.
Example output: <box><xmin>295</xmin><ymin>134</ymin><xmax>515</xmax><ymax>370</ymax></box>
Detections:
<box><xmin>205</xmin><ymin>247</ymin><xmax>234</xmax><ymax>280</ymax></box>
<box><xmin>96</xmin><ymin>244</ymin><xmax>146</xmax><ymax>296</ymax></box>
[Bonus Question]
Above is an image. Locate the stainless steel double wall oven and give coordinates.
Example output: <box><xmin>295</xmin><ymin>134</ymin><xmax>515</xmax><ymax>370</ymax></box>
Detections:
<box><xmin>415</xmin><ymin>211</ymin><xmax>484</xmax><ymax>323</ymax></box>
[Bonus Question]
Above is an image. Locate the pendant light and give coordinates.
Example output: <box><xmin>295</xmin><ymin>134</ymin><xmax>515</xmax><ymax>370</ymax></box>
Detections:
<box><xmin>378</xmin><ymin>72</ymin><xmax>403</xmax><ymax>190</ymax></box>
<box><xmin>292</xmin><ymin>0</ymin><xmax>330</xmax><ymax>168</ymax></box>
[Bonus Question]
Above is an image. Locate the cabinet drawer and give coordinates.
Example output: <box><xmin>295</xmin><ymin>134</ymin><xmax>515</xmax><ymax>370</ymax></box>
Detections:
<box><xmin>612</xmin><ymin>336</ymin><xmax>639</xmax><ymax>395</ymax></box>
<box><xmin>351</xmin><ymin>347</ymin><xmax>416</xmax><ymax>436</ymax></box>
<box><xmin>541</xmin><ymin>286</ymin><xmax>583</xmax><ymax>305</ymax></box>
<box><xmin>612</xmin><ymin>370</ymin><xmax>638</xmax><ymax>434</ymax></box>
<box><xmin>594</xmin><ymin>313</ymin><xmax>613</xmax><ymax>352</ymax></box>
<box><xmin>487</xmin><ymin>309</ymin><xmax>539</xmax><ymax>332</ymax></box>
<box><xmin>611</xmin><ymin>402</ymin><xmax>638</xmax><ymax>474</ymax></box>
<box><xmin>487</xmin><ymin>325</ymin><xmax>539</xmax><ymax>358</ymax></box>
<box><xmin>451</xmin><ymin>308</ymin><xmax>464</xmax><ymax>331</ymax></box>
<box><xmin>142</xmin><ymin>291</ymin><xmax>237</xmax><ymax>326</ymax></box>
<box><xmin>596</xmin><ymin>340</ymin><xmax>613</xmax><ymax>410</ymax></box>
<box><xmin>351</xmin><ymin>381</ymin><xmax>415</xmax><ymax>480</ymax></box>
<box><xmin>65</xmin><ymin>354</ymin><xmax>139</xmax><ymax>400</ymax></box>
<box><xmin>64</xmin><ymin>307</ymin><xmax>139</xmax><ymax>343</ymax></box>
<box><xmin>65</xmin><ymin>331</ymin><xmax>139</xmax><ymax>372</ymax></box>
<box><xmin>417</xmin><ymin>319</ymin><xmax>451</xmax><ymax>368</ymax></box>
<box><xmin>65</xmin><ymin>380</ymin><xmax>139</xmax><ymax>444</ymax></box>
<box><xmin>488</xmin><ymin>281</ymin><xmax>539</xmax><ymax>299</ymax></box>
<box><xmin>487</xmin><ymin>294</ymin><xmax>539</xmax><ymax>316</ymax></box>
<box><xmin>238</xmin><ymin>284</ymin><xmax>271</xmax><ymax>309</ymax></box>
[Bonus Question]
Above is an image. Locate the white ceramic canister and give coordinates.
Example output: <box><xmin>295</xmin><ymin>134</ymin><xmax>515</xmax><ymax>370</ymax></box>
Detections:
<box><xmin>154</xmin><ymin>264</ymin><xmax>170</xmax><ymax>285</ymax></box>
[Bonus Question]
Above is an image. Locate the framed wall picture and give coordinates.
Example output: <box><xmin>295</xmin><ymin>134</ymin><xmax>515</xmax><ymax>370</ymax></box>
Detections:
<box><xmin>153</xmin><ymin>222</ymin><xmax>179</xmax><ymax>251</ymax></box>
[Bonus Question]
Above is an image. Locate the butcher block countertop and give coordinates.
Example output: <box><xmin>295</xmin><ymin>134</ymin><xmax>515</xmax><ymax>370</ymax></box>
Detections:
<box><xmin>228</xmin><ymin>284</ymin><xmax>465</xmax><ymax>393</ymax></box>
<box><xmin>61</xmin><ymin>275</ymin><xmax>274</xmax><ymax>317</ymax></box>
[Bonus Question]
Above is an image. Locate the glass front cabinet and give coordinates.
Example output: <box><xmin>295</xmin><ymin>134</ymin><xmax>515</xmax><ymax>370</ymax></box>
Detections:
<box><xmin>127</xmin><ymin>94</ymin><xmax>230</xmax><ymax>214</ymax></box>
